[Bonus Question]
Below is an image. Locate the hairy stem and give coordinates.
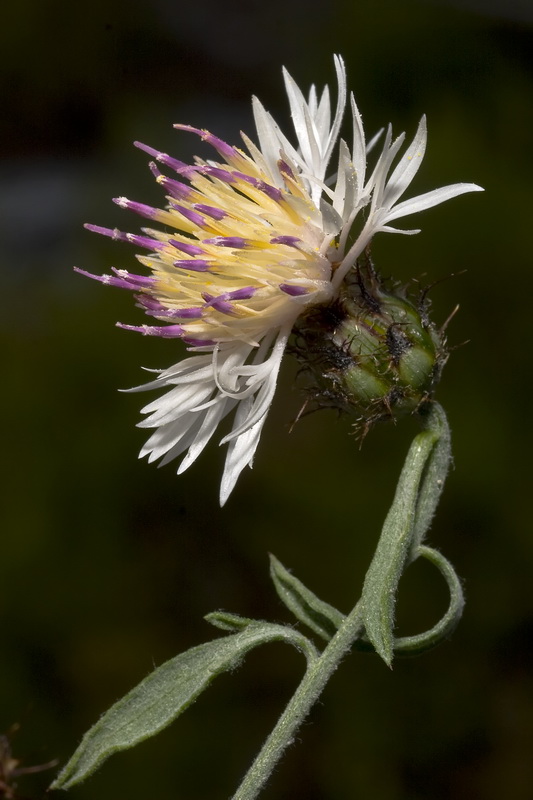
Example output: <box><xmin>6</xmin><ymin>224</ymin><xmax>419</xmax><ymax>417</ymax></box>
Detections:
<box><xmin>232</xmin><ymin>602</ymin><xmax>364</xmax><ymax>800</ymax></box>
<box><xmin>233</xmin><ymin>403</ymin><xmax>452</xmax><ymax>799</ymax></box>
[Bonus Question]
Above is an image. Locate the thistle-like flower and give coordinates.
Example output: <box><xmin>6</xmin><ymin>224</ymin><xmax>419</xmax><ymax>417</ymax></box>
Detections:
<box><xmin>80</xmin><ymin>56</ymin><xmax>482</xmax><ymax>504</ymax></box>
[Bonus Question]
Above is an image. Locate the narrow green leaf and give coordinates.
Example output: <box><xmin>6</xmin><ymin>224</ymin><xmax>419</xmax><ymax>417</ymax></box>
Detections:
<box><xmin>391</xmin><ymin>545</ymin><xmax>464</xmax><ymax>656</ymax></box>
<box><xmin>51</xmin><ymin>622</ymin><xmax>317</xmax><ymax>791</ymax></box>
<box><xmin>270</xmin><ymin>554</ymin><xmax>345</xmax><ymax>641</ymax></box>
<box><xmin>361</xmin><ymin>406</ymin><xmax>446</xmax><ymax>666</ymax></box>
<box><xmin>411</xmin><ymin>403</ymin><xmax>452</xmax><ymax>553</ymax></box>
<box><xmin>205</xmin><ymin>611</ymin><xmax>255</xmax><ymax>632</ymax></box>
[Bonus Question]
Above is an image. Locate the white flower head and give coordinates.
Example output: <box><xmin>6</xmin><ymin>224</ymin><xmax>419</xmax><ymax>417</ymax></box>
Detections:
<box><xmin>80</xmin><ymin>56</ymin><xmax>482</xmax><ymax>505</ymax></box>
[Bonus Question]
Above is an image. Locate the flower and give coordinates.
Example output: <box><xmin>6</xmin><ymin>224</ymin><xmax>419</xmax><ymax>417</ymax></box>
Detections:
<box><xmin>80</xmin><ymin>55</ymin><xmax>482</xmax><ymax>505</ymax></box>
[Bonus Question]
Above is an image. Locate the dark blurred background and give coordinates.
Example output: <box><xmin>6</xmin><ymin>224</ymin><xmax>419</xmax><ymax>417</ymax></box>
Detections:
<box><xmin>1</xmin><ymin>0</ymin><xmax>532</xmax><ymax>797</ymax></box>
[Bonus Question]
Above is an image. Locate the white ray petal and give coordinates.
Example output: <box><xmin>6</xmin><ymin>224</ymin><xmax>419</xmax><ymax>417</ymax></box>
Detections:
<box><xmin>219</xmin><ymin>399</ymin><xmax>264</xmax><ymax>506</ymax></box>
<box><xmin>138</xmin><ymin>383</ymin><xmax>214</xmax><ymax>428</ymax></box>
<box><xmin>177</xmin><ymin>398</ymin><xmax>235</xmax><ymax>473</ymax></box>
<box><xmin>283</xmin><ymin>66</ymin><xmax>319</xmax><ymax>168</ymax></box>
<box><xmin>323</xmin><ymin>54</ymin><xmax>347</xmax><ymax>168</ymax></box>
<box><xmin>141</xmin><ymin>414</ymin><xmax>201</xmax><ymax>463</ymax></box>
<box><xmin>220</xmin><ymin>327</ymin><xmax>289</xmax><ymax>442</ymax></box>
<box><xmin>157</xmin><ymin>422</ymin><xmax>205</xmax><ymax>467</ymax></box>
<box><xmin>350</xmin><ymin>94</ymin><xmax>366</xmax><ymax>195</ymax></box>
<box><xmin>377</xmin><ymin>225</ymin><xmax>421</xmax><ymax>235</ymax></box>
<box><xmin>367</xmin><ymin>134</ymin><xmax>408</xmax><ymax>225</ymax></box>
<box><xmin>383</xmin><ymin>183</ymin><xmax>484</xmax><ymax>224</ymax></box>
<box><xmin>333</xmin><ymin>139</ymin><xmax>358</xmax><ymax>220</ymax></box>
<box><xmin>382</xmin><ymin>116</ymin><xmax>427</xmax><ymax>210</ymax></box>
<box><xmin>251</xmin><ymin>97</ymin><xmax>286</xmax><ymax>180</ymax></box>
<box><xmin>314</xmin><ymin>84</ymin><xmax>331</xmax><ymax>142</ymax></box>
<box><xmin>308</xmin><ymin>83</ymin><xmax>318</xmax><ymax>116</ymax></box>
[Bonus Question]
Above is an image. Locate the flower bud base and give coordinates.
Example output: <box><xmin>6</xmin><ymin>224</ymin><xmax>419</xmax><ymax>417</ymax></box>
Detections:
<box><xmin>291</xmin><ymin>259</ymin><xmax>448</xmax><ymax>432</ymax></box>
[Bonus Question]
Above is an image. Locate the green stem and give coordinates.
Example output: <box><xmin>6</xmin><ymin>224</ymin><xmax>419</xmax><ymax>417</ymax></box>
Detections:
<box><xmin>234</xmin><ymin>403</ymin><xmax>453</xmax><ymax>799</ymax></box>
<box><xmin>232</xmin><ymin>602</ymin><xmax>364</xmax><ymax>800</ymax></box>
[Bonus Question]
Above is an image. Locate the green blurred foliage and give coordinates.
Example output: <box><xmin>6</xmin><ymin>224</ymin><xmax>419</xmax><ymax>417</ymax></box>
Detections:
<box><xmin>1</xmin><ymin>0</ymin><xmax>532</xmax><ymax>798</ymax></box>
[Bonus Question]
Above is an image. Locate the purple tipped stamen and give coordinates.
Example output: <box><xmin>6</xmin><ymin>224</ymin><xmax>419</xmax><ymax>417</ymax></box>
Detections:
<box><xmin>203</xmin><ymin>296</ymin><xmax>235</xmax><ymax>314</ymax></box>
<box><xmin>193</xmin><ymin>204</ymin><xmax>227</xmax><ymax>221</ymax></box>
<box><xmin>173</xmin><ymin>259</ymin><xmax>211</xmax><ymax>272</ymax></box>
<box><xmin>279</xmin><ymin>283</ymin><xmax>309</xmax><ymax>296</ymax></box>
<box><xmin>202</xmin><ymin>236</ymin><xmax>247</xmax><ymax>249</ymax></box>
<box><xmin>169</xmin><ymin>240</ymin><xmax>205</xmax><ymax>256</ymax></box>
<box><xmin>270</xmin><ymin>235</ymin><xmax>302</xmax><ymax>248</ymax></box>
<box><xmin>138</xmin><ymin>296</ymin><xmax>204</xmax><ymax>320</ymax></box>
<box><xmin>201</xmin><ymin>287</ymin><xmax>256</xmax><ymax>315</ymax></box>
<box><xmin>74</xmin><ymin>267</ymin><xmax>155</xmax><ymax>291</ymax></box>
<box><xmin>136</xmin><ymin>295</ymin><xmax>166</xmax><ymax>312</ymax></box>
<box><xmin>148</xmin><ymin>161</ymin><xmax>163</xmax><ymax>179</ymax></box>
<box><xmin>126</xmin><ymin>233</ymin><xmax>167</xmax><ymax>251</ymax></box>
<box><xmin>84</xmin><ymin>223</ymin><xmax>125</xmax><ymax>240</ymax></box>
<box><xmin>257</xmin><ymin>181</ymin><xmax>283</xmax><ymax>202</ymax></box>
<box><xmin>232</xmin><ymin>171</ymin><xmax>282</xmax><ymax>202</ymax></box>
<box><xmin>84</xmin><ymin>224</ymin><xmax>165</xmax><ymax>251</ymax></box>
<box><xmin>110</xmin><ymin>268</ymin><xmax>155</xmax><ymax>287</ymax></box>
<box><xmin>171</xmin><ymin>204</ymin><xmax>207</xmax><ymax>228</ymax></box>
<box><xmin>74</xmin><ymin>267</ymin><xmax>111</xmax><ymax>284</ymax></box>
<box><xmin>200</xmin><ymin>166</ymin><xmax>236</xmax><ymax>184</ymax></box>
<box><xmin>278</xmin><ymin>159</ymin><xmax>296</xmax><ymax>180</ymax></box>
<box><xmin>117</xmin><ymin>322</ymin><xmax>185</xmax><ymax>338</ymax></box>
<box><xmin>174</xmin><ymin>124</ymin><xmax>237</xmax><ymax>160</ymax></box>
<box><xmin>133</xmin><ymin>141</ymin><xmax>193</xmax><ymax>176</ymax></box>
<box><xmin>206</xmin><ymin>297</ymin><xmax>235</xmax><ymax>314</ymax></box>
<box><xmin>149</xmin><ymin>164</ymin><xmax>193</xmax><ymax>200</ymax></box>
<box><xmin>172</xmin><ymin>307</ymin><xmax>204</xmax><ymax>319</ymax></box>
<box><xmin>226</xmin><ymin>287</ymin><xmax>257</xmax><ymax>301</ymax></box>
<box><xmin>113</xmin><ymin>197</ymin><xmax>161</xmax><ymax>221</ymax></box>
<box><xmin>232</xmin><ymin>171</ymin><xmax>259</xmax><ymax>188</ymax></box>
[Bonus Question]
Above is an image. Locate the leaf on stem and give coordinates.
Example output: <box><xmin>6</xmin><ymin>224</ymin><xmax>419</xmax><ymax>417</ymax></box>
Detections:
<box><xmin>51</xmin><ymin>622</ymin><xmax>317</xmax><ymax>791</ymax></box>
<box><xmin>360</xmin><ymin>403</ymin><xmax>451</xmax><ymax>667</ymax></box>
<box><xmin>205</xmin><ymin>611</ymin><xmax>255</xmax><ymax>631</ymax></box>
<box><xmin>390</xmin><ymin>544</ymin><xmax>464</xmax><ymax>656</ymax></box>
<box><xmin>411</xmin><ymin>403</ymin><xmax>452</xmax><ymax>554</ymax></box>
<box><xmin>270</xmin><ymin>554</ymin><xmax>345</xmax><ymax>641</ymax></box>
